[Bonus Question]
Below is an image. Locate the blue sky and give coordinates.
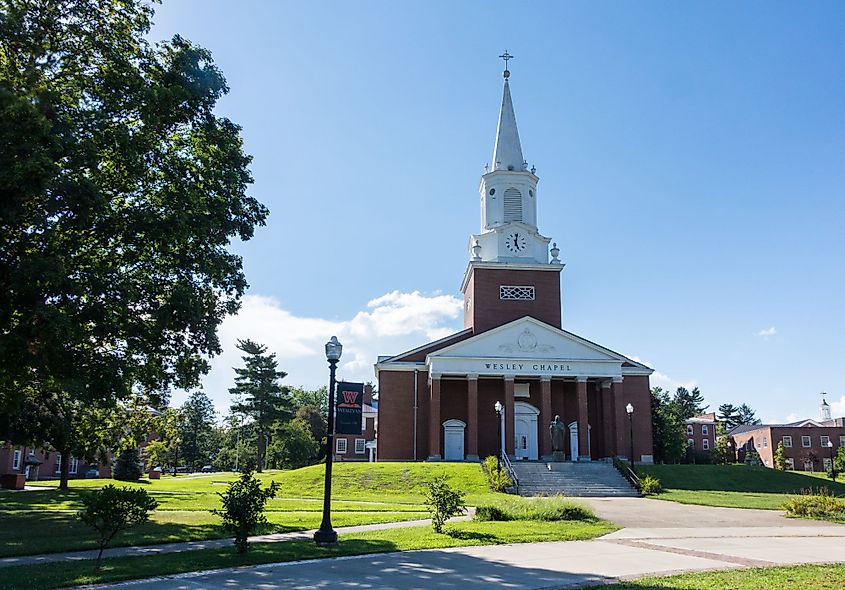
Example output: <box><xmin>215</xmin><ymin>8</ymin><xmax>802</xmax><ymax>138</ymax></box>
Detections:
<box><xmin>150</xmin><ymin>1</ymin><xmax>845</xmax><ymax>423</ymax></box>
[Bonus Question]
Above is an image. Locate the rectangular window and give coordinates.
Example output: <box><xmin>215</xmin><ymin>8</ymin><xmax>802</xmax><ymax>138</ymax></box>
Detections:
<box><xmin>702</xmin><ymin>425</ymin><xmax>709</xmax><ymax>435</ymax></box>
<box><xmin>686</xmin><ymin>425</ymin><xmax>694</xmax><ymax>436</ymax></box>
<box><xmin>54</xmin><ymin>454</ymin><xmax>62</xmax><ymax>474</ymax></box>
<box><xmin>802</xmin><ymin>436</ymin><xmax>811</xmax><ymax>448</ymax></box>
<box><xmin>783</xmin><ymin>436</ymin><xmax>792</xmax><ymax>448</ymax></box>
<box><xmin>823</xmin><ymin>458</ymin><xmax>833</xmax><ymax>471</ymax></box>
<box><xmin>687</xmin><ymin>438</ymin><xmax>695</xmax><ymax>448</ymax></box>
<box><xmin>785</xmin><ymin>458</ymin><xmax>795</xmax><ymax>471</ymax></box>
<box><xmin>820</xmin><ymin>435</ymin><xmax>831</xmax><ymax>448</ymax></box>
<box><xmin>12</xmin><ymin>450</ymin><xmax>21</xmax><ymax>470</ymax></box>
<box><xmin>500</xmin><ymin>286</ymin><xmax>535</xmax><ymax>300</ymax></box>
<box><xmin>335</xmin><ymin>438</ymin><xmax>347</xmax><ymax>454</ymax></box>
<box><xmin>702</xmin><ymin>438</ymin><xmax>710</xmax><ymax>451</ymax></box>
<box><xmin>763</xmin><ymin>437</ymin><xmax>768</xmax><ymax>448</ymax></box>
<box><xmin>355</xmin><ymin>439</ymin><xmax>366</xmax><ymax>454</ymax></box>
<box><xmin>840</xmin><ymin>436</ymin><xmax>845</xmax><ymax>448</ymax></box>
<box><xmin>69</xmin><ymin>457</ymin><xmax>78</xmax><ymax>475</ymax></box>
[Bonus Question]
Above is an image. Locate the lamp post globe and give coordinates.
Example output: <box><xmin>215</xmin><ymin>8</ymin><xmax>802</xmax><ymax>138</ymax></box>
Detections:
<box><xmin>625</xmin><ymin>403</ymin><xmax>635</xmax><ymax>475</ymax></box>
<box><xmin>494</xmin><ymin>401</ymin><xmax>503</xmax><ymax>475</ymax></box>
<box><xmin>315</xmin><ymin>336</ymin><xmax>342</xmax><ymax>546</ymax></box>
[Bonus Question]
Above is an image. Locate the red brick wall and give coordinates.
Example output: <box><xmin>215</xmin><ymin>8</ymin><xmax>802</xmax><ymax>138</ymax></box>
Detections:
<box><xmin>733</xmin><ymin>426</ymin><xmax>845</xmax><ymax>470</ymax></box>
<box><xmin>377</xmin><ymin>370</ymin><xmax>430</xmax><ymax>460</ymax></box>
<box><xmin>685</xmin><ymin>422</ymin><xmax>717</xmax><ymax>453</ymax></box>
<box><xmin>615</xmin><ymin>376</ymin><xmax>653</xmax><ymax>462</ymax></box>
<box><xmin>463</xmin><ymin>267</ymin><xmax>562</xmax><ymax>333</ymax></box>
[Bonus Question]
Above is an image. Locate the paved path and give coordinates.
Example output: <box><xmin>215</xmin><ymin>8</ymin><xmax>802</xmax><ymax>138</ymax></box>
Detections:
<box><xmin>10</xmin><ymin>498</ymin><xmax>845</xmax><ymax>589</ymax></box>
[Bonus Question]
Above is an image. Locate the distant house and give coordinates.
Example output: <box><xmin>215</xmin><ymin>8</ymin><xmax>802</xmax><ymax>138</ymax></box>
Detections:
<box><xmin>334</xmin><ymin>384</ymin><xmax>378</xmax><ymax>462</ymax></box>
<box><xmin>729</xmin><ymin>399</ymin><xmax>844</xmax><ymax>471</ymax></box>
<box><xmin>0</xmin><ymin>445</ymin><xmax>110</xmax><ymax>485</ymax></box>
<box><xmin>685</xmin><ymin>413</ymin><xmax>717</xmax><ymax>454</ymax></box>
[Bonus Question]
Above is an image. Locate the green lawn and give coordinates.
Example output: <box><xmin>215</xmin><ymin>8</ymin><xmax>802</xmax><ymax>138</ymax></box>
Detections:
<box><xmin>0</xmin><ymin>463</ymin><xmax>500</xmax><ymax>557</ymax></box>
<box><xmin>0</xmin><ymin>519</ymin><xmax>616</xmax><ymax>589</ymax></box>
<box><xmin>637</xmin><ymin>464</ymin><xmax>845</xmax><ymax>510</ymax></box>
<box><xmin>601</xmin><ymin>563</ymin><xmax>845</xmax><ymax>589</ymax></box>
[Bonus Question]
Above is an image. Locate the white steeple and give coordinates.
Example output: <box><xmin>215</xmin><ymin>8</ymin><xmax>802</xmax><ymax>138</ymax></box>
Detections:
<box><xmin>820</xmin><ymin>393</ymin><xmax>832</xmax><ymax>421</ymax></box>
<box><xmin>468</xmin><ymin>53</ymin><xmax>559</xmax><ymax>267</ymax></box>
<box><xmin>492</xmin><ymin>73</ymin><xmax>525</xmax><ymax>172</ymax></box>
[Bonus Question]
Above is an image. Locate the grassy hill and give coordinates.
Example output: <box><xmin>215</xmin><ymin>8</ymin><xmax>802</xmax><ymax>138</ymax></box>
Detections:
<box><xmin>638</xmin><ymin>464</ymin><xmax>845</xmax><ymax>509</ymax></box>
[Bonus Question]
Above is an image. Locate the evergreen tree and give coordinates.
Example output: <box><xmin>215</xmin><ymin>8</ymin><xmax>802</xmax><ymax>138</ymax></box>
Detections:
<box><xmin>673</xmin><ymin>387</ymin><xmax>708</xmax><ymax>420</ymax></box>
<box><xmin>737</xmin><ymin>403</ymin><xmax>761</xmax><ymax>426</ymax></box>
<box><xmin>229</xmin><ymin>340</ymin><xmax>291</xmax><ymax>472</ymax></box>
<box><xmin>717</xmin><ymin>403</ymin><xmax>742</xmax><ymax>431</ymax></box>
<box><xmin>774</xmin><ymin>441</ymin><xmax>787</xmax><ymax>470</ymax></box>
<box><xmin>178</xmin><ymin>391</ymin><xmax>217</xmax><ymax>470</ymax></box>
<box><xmin>650</xmin><ymin>387</ymin><xmax>687</xmax><ymax>463</ymax></box>
<box><xmin>113</xmin><ymin>448</ymin><xmax>143</xmax><ymax>481</ymax></box>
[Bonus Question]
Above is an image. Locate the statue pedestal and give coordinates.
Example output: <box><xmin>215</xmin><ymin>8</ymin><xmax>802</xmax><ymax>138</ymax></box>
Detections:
<box><xmin>549</xmin><ymin>451</ymin><xmax>566</xmax><ymax>463</ymax></box>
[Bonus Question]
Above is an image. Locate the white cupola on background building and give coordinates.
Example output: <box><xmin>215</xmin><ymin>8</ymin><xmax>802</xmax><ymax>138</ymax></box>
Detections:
<box><xmin>469</xmin><ymin>53</ymin><xmax>558</xmax><ymax>266</ymax></box>
<box><xmin>820</xmin><ymin>394</ymin><xmax>832</xmax><ymax>421</ymax></box>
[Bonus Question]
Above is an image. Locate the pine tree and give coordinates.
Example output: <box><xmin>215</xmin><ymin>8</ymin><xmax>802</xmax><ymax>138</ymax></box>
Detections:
<box><xmin>717</xmin><ymin>403</ymin><xmax>742</xmax><ymax>431</ymax></box>
<box><xmin>229</xmin><ymin>340</ymin><xmax>291</xmax><ymax>472</ymax></box>
<box><xmin>737</xmin><ymin>404</ymin><xmax>760</xmax><ymax>426</ymax></box>
<box><xmin>774</xmin><ymin>441</ymin><xmax>787</xmax><ymax>470</ymax></box>
<box><xmin>673</xmin><ymin>387</ymin><xmax>708</xmax><ymax>421</ymax></box>
<box><xmin>179</xmin><ymin>391</ymin><xmax>217</xmax><ymax>471</ymax></box>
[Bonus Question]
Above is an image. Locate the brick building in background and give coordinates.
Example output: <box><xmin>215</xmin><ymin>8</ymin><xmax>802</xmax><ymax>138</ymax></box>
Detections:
<box><xmin>375</xmin><ymin>62</ymin><xmax>654</xmax><ymax>464</ymax></box>
<box><xmin>729</xmin><ymin>398</ymin><xmax>845</xmax><ymax>471</ymax></box>
<box><xmin>0</xmin><ymin>445</ymin><xmax>109</xmax><ymax>486</ymax></box>
<box><xmin>685</xmin><ymin>413</ymin><xmax>718</xmax><ymax>454</ymax></box>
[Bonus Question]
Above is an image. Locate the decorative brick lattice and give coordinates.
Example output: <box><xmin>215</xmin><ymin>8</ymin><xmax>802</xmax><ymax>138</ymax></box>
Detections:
<box><xmin>500</xmin><ymin>285</ymin><xmax>535</xmax><ymax>300</ymax></box>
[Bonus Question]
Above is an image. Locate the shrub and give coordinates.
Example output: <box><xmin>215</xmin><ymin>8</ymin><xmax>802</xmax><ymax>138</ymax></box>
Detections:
<box><xmin>744</xmin><ymin>450</ymin><xmax>762</xmax><ymax>467</ymax></box>
<box><xmin>783</xmin><ymin>487</ymin><xmax>845</xmax><ymax>521</ymax></box>
<box><xmin>774</xmin><ymin>441</ymin><xmax>787</xmax><ymax>470</ymax></box>
<box><xmin>424</xmin><ymin>474</ymin><xmax>466</xmax><ymax>533</ymax></box>
<box><xmin>113</xmin><ymin>448</ymin><xmax>143</xmax><ymax>481</ymax></box>
<box><xmin>474</xmin><ymin>496</ymin><xmax>594</xmax><ymax>522</ymax></box>
<box><xmin>639</xmin><ymin>474</ymin><xmax>662</xmax><ymax>495</ymax></box>
<box><xmin>482</xmin><ymin>455</ymin><xmax>512</xmax><ymax>492</ymax></box>
<box><xmin>213</xmin><ymin>471</ymin><xmax>280</xmax><ymax>553</ymax></box>
<box><xmin>77</xmin><ymin>485</ymin><xmax>159</xmax><ymax>570</ymax></box>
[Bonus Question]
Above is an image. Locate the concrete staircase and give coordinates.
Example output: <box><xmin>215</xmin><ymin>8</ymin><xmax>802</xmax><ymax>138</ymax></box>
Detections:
<box><xmin>509</xmin><ymin>461</ymin><xmax>640</xmax><ymax>497</ymax></box>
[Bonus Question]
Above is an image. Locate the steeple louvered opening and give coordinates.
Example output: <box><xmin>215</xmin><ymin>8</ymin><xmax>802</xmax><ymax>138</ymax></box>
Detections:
<box><xmin>503</xmin><ymin>187</ymin><xmax>522</xmax><ymax>222</ymax></box>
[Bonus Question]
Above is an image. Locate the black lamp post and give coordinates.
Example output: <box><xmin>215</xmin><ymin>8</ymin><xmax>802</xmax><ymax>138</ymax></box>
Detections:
<box><xmin>314</xmin><ymin>336</ymin><xmax>342</xmax><ymax>546</ymax></box>
<box><xmin>626</xmin><ymin>403</ymin><xmax>635</xmax><ymax>475</ymax></box>
<box><xmin>827</xmin><ymin>440</ymin><xmax>837</xmax><ymax>482</ymax></box>
<box><xmin>494</xmin><ymin>401</ymin><xmax>503</xmax><ymax>475</ymax></box>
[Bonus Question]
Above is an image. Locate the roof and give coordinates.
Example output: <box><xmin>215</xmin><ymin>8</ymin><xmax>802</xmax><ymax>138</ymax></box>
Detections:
<box><xmin>491</xmin><ymin>77</ymin><xmax>524</xmax><ymax>172</ymax></box>
<box><xmin>687</xmin><ymin>412</ymin><xmax>717</xmax><ymax>424</ymax></box>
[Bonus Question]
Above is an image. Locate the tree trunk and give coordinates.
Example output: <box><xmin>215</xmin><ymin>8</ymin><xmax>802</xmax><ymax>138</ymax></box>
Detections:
<box><xmin>59</xmin><ymin>450</ymin><xmax>70</xmax><ymax>490</ymax></box>
<box><xmin>256</xmin><ymin>430</ymin><xmax>265</xmax><ymax>473</ymax></box>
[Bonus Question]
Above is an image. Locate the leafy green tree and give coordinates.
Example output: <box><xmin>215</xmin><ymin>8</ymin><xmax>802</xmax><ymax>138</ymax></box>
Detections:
<box><xmin>178</xmin><ymin>391</ymin><xmax>217</xmax><ymax>470</ymax></box>
<box><xmin>650</xmin><ymin>387</ymin><xmax>687</xmax><ymax>463</ymax></box>
<box><xmin>673</xmin><ymin>387</ymin><xmax>708</xmax><ymax>421</ymax></box>
<box><xmin>774</xmin><ymin>441</ymin><xmax>787</xmax><ymax>470</ymax></box>
<box><xmin>717</xmin><ymin>403</ymin><xmax>742</xmax><ymax>431</ymax></box>
<box><xmin>834</xmin><ymin>447</ymin><xmax>845</xmax><ymax>475</ymax></box>
<box><xmin>266</xmin><ymin>418</ymin><xmax>319</xmax><ymax>469</ymax></box>
<box><xmin>424</xmin><ymin>475</ymin><xmax>466</xmax><ymax>534</ymax></box>
<box><xmin>229</xmin><ymin>340</ymin><xmax>291</xmax><ymax>472</ymax></box>
<box><xmin>289</xmin><ymin>386</ymin><xmax>328</xmax><ymax>418</ymax></box>
<box><xmin>213</xmin><ymin>471</ymin><xmax>280</xmax><ymax>553</ymax></box>
<box><xmin>0</xmin><ymin>0</ymin><xmax>266</xmax><ymax>451</ymax></box>
<box><xmin>296</xmin><ymin>405</ymin><xmax>327</xmax><ymax>442</ymax></box>
<box><xmin>713</xmin><ymin>435</ymin><xmax>733</xmax><ymax>464</ymax></box>
<box><xmin>737</xmin><ymin>404</ymin><xmax>761</xmax><ymax>426</ymax></box>
<box><xmin>78</xmin><ymin>485</ymin><xmax>158</xmax><ymax>570</ymax></box>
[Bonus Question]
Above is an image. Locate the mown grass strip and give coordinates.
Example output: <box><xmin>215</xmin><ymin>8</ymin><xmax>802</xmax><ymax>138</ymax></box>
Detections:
<box><xmin>0</xmin><ymin>520</ymin><xmax>616</xmax><ymax>590</ymax></box>
<box><xmin>599</xmin><ymin>563</ymin><xmax>845</xmax><ymax>589</ymax></box>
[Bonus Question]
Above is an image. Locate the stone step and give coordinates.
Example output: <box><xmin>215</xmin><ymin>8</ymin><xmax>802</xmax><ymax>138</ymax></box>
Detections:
<box><xmin>509</xmin><ymin>461</ymin><xmax>638</xmax><ymax>498</ymax></box>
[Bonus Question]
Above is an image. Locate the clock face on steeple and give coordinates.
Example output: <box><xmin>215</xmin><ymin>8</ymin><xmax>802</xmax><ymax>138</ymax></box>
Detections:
<box><xmin>504</xmin><ymin>231</ymin><xmax>528</xmax><ymax>254</ymax></box>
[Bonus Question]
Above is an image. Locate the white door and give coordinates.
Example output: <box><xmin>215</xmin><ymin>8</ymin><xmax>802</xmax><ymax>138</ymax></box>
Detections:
<box><xmin>569</xmin><ymin>422</ymin><xmax>579</xmax><ymax>461</ymax></box>
<box><xmin>513</xmin><ymin>402</ymin><xmax>539</xmax><ymax>460</ymax></box>
<box><xmin>442</xmin><ymin>419</ymin><xmax>466</xmax><ymax>461</ymax></box>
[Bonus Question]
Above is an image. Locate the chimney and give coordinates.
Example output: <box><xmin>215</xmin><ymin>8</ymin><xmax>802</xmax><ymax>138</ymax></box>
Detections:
<box><xmin>364</xmin><ymin>384</ymin><xmax>373</xmax><ymax>406</ymax></box>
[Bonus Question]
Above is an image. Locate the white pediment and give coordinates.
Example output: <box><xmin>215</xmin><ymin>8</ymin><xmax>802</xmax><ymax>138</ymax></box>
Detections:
<box><xmin>424</xmin><ymin>317</ymin><xmax>652</xmax><ymax>379</ymax></box>
<box><xmin>429</xmin><ymin>317</ymin><xmax>621</xmax><ymax>362</ymax></box>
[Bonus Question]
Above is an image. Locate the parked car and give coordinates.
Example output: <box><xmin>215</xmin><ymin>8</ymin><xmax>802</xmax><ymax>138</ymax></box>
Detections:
<box><xmin>84</xmin><ymin>468</ymin><xmax>100</xmax><ymax>478</ymax></box>
<box><xmin>201</xmin><ymin>465</ymin><xmax>213</xmax><ymax>473</ymax></box>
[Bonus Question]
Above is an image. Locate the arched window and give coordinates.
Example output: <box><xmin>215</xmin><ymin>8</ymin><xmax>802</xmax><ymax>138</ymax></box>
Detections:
<box><xmin>503</xmin><ymin>187</ymin><xmax>522</xmax><ymax>222</ymax></box>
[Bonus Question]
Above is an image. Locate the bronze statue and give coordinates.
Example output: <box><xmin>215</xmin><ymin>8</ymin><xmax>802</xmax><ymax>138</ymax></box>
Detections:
<box><xmin>550</xmin><ymin>415</ymin><xmax>566</xmax><ymax>452</ymax></box>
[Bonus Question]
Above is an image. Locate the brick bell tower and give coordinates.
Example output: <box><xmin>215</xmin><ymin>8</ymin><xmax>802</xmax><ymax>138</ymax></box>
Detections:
<box><xmin>461</xmin><ymin>54</ymin><xmax>564</xmax><ymax>334</ymax></box>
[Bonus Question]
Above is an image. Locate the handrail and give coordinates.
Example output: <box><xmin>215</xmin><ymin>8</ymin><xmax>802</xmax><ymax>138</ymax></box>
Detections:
<box><xmin>612</xmin><ymin>456</ymin><xmax>641</xmax><ymax>493</ymax></box>
<box><xmin>501</xmin><ymin>451</ymin><xmax>519</xmax><ymax>494</ymax></box>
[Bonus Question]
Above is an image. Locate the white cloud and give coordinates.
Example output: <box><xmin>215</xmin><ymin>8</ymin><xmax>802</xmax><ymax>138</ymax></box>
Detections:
<box><xmin>627</xmin><ymin>356</ymin><xmax>696</xmax><ymax>392</ymax></box>
<box><xmin>756</xmin><ymin>326</ymin><xmax>777</xmax><ymax>338</ymax></box>
<box><xmin>785</xmin><ymin>413</ymin><xmax>799</xmax><ymax>423</ymax></box>
<box><xmin>172</xmin><ymin>291</ymin><xmax>462</xmax><ymax>416</ymax></box>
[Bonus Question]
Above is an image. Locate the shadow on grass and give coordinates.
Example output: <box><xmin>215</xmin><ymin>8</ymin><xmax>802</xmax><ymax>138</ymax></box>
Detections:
<box><xmin>639</xmin><ymin>464</ymin><xmax>845</xmax><ymax>495</ymax></box>
<box><xmin>444</xmin><ymin>529</ymin><xmax>497</xmax><ymax>543</ymax></box>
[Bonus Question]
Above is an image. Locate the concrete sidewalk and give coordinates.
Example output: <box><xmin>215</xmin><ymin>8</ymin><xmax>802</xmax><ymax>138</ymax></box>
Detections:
<box><xmin>84</xmin><ymin>522</ymin><xmax>845</xmax><ymax>589</ymax></box>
